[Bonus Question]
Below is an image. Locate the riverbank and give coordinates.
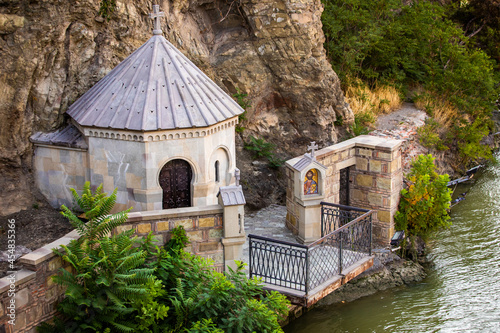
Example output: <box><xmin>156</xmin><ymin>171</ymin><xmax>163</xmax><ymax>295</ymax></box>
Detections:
<box><xmin>285</xmin><ymin>157</ymin><xmax>500</xmax><ymax>332</ymax></box>
<box><xmin>317</xmin><ymin>250</ymin><xmax>426</xmax><ymax>306</ymax></box>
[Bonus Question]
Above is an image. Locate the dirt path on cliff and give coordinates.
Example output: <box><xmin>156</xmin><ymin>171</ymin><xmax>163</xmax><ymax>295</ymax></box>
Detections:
<box><xmin>370</xmin><ymin>102</ymin><xmax>428</xmax><ymax>173</ymax></box>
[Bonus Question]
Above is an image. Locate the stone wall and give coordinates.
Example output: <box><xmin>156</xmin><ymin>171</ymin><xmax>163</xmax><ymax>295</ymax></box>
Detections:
<box><xmin>33</xmin><ymin>117</ymin><xmax>239</xmax><ymax>214</ymax></box>
<box><xmin>0</xmin><ymin>205</ymin><xmax>224</xmax><ymax>333</ymax></box>
<box><xmin>286</xmin><ymin>135</ymin><xmax>402</xmax><ymax>246</ymax></box>
<box><xmin>32</xmin><ymin>145</ymin><xmax>89</xmax><ymax>209</ymax></box>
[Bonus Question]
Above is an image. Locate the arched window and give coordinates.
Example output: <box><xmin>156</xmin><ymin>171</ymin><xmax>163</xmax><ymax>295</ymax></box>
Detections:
<box><xmin>215</xmin><ymin>160</ymin><xmax>220</xmax><ymax>182</ymax></box>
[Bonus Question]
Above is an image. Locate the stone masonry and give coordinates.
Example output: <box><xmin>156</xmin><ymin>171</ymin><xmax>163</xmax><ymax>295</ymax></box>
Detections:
<box><xmin>286</xmin><ymin>135</ymin><xmax>403</xmax><ymax>246</ymax></box>
<box><xmin>0</xmin><ymin>206</ymin><xmax>225</xmax><ymax>333</ymax></box>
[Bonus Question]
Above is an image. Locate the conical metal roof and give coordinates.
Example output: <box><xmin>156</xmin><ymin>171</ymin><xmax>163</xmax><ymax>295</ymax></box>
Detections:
<box><xmin>67</xmin><ymin>35</ymin><xmax>244</xmax><ymax>131</ymax></box>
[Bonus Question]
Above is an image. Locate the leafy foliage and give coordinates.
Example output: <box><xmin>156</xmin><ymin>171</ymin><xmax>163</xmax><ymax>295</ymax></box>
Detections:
<box><xmin>417</xmin><ymin>118</ymin><xmax>449</xmax><ymax>151</ymax></box>
<box><xmin>244</xmin><ymin>135</ymin><xmax>284</xmax><ymax>169</ymax></box>
<box><xmin>451</xmin><ymin>116</ymin><xmax>493</xmax><ymax>168</ymax></box>
<box><xmin>233</xmin><ymin>88</ymin><xmax>250</xmax><ymax>133</ymax></box>
<box><xmin>395</xmin><ymin>155</ymin><xmax>452</xmax><ymax>239</ymax></box>
<box><xmin>38</xmin><ymin>182</ymin><xmax>162</xmax><ymax>333</ymax></box>
<box><xmin>349</xmin><ymin>112</ymin><xmax>373</xmax><ymax>137</ymax></box>
<box><xmin>322</xmin><ymin>0</ymin><xmax>499</xmax><ymax>165</ymax></box>
<box><xmin>39</xmin><ymin>185</ymin><xmax>289</xmax><ymax>332</ymax></box>
<box><xmin>146</xmin><ymin>226</ymin><xmax>290</xmax><ymax>333</ymax></box>
<box><xmin>99</xmin><ymin>0</ymin><xmax>117</xmax><ymax>21</ymax></box>
<box><xmin>244</xmin><ymin>136</ymin><xmax>274</xmax><ymax>159</ymax></box>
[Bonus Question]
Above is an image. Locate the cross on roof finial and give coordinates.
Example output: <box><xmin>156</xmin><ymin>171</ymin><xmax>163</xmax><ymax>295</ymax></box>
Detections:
<box><xmin>307</xmin><ymin>141</ymin><xmax>319</xmax><ymax>159</ymax></box>
<box><xmin>149</xmin><ymin>5</ymin><xmax>164</xmax><ymax>35</ymax></box>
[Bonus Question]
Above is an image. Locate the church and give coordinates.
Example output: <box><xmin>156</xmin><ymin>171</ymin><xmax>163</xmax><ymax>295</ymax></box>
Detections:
<box><xmin>30</xmin><ymin>6</ymin><xmax>245</xmax><ymax>215</ymax></box>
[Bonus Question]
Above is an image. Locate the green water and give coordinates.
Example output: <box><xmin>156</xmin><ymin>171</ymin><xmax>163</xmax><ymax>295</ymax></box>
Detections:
<box><xmin>285</xmin><ymin>160</ymin><xmax>500</xmax><ymax>333</ymax></box>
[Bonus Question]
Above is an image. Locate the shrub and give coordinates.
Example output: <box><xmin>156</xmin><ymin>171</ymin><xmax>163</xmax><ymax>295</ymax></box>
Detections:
<box><xmin>417</xmin><ymin>118</ymin><xmax>449</xmax><ymax>151</ymax></box>
<box><xmin>395</xmin><ymin>154</ymin><xmax>452</xmax><ymax>239</ymax></box>
<box><xmin>147</xmin><ymin>225</ymin><xmax>290</xmax><ymax>332</ymax></box>
<box><xmin>244</xmin><ymin>135</ymin><xmax>274</xmax><ymax>159</ymax></box>
<box><xmin>38</xmin><ymin>182</ymin><xmax>164</xmax><ymax>333</ymax></box>
<box><xmin>39</xmin><ymin>184</ymin><xmax>290</xmax><ymax>332</ymax></box>
<box><xmin>233</xmin><ymin>88</ymin><xmax>250</xmax><ymax>133</ymax></box>
<box><xmin>99</xmin><ymin>0</ymin><xmax>117</xmax><ymax>20</ymax></box>
<box><xmin>322</xmin><ymin>0</ymin><xmax>499</xmax><ymax>166</ymax></box>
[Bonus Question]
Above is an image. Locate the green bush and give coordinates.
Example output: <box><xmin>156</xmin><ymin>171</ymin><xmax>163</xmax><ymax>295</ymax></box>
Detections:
<box><xmin>244</xmin><ymin>135</ymin><xmax>285</xmax><ymax>169</ymax></box>
<box><xmin>38</xmin><ymin>182</ymin><xmax>164</xmax><ymax>333</ymax></box>
<box><xmin>322</xmin><ymin>0</ymin><xmax>499</xmax><ymax>166</ymax></box>
<box><xmin>233</xmin><ymin>88</ymin><xmax>250</xmax><ymax>133</ymax></box>
<box><xmin>99</xmin><ymin>0</ymin><xmax>117</xmax><ymax>20</ymax></box>
<box><xmin>148</xmin><ymin>226</ymin><xmax>290</xmax><ymax>332</ymax></box>
<box><xmin>452</xmin><ymin>116</ymin><xmax>493</xmax><ymax>169</ymax></box>
<box><xmin>395</xmin><ymin>154</ymin><xmax>452</xmax><ymax>239</ymax></box>
<box><xmin>350</xmin><ymin>112</ymin><xmax>374</xmax><ymax>137</ymax></box>
<box><xmin>39</xmin><ymin>184</ymin><xmax>289</xmax><ymax>332</ymax></box>
<box><xmin>417</xmin><ymin>119</ymin><xmax>448</xmax><ymax>151</ymax></box>
<box><xmin>244</xmin><ymin>136</ymin><xmax>274</xmax><ymax>159</ymax></box>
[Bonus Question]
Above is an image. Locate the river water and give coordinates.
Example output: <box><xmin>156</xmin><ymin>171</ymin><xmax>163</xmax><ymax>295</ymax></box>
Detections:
<box><xmin>285</xmin><ymin>159</ymin><xmax>500</xmax><ymax>333</ymax></box>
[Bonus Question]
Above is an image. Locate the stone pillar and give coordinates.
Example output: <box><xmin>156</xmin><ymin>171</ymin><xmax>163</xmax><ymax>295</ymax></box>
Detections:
<box><xmin>285</xmin><ymin>153</ymin><xmax>327</xmax><ymax>244</ymax></box>
<box><xmin>297</xmin><ymin>198</ymin><xmax>322</xmax><ymax>244</ymax></box>
<box><xmin>350</xmin><ymin>137</ymin><xmax>402</xmax><ymax>246</ymax></box>
<box><xmin>217</xmin><ymin>170</ymin><xmax>246</xmax><ymax>272</ymax></box>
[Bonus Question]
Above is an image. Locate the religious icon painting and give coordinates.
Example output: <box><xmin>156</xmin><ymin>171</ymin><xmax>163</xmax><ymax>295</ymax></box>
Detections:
<box><xmin>304</xmin><ymin>168</ymin><xmax>319</xmax><ymax>195</ymax></box>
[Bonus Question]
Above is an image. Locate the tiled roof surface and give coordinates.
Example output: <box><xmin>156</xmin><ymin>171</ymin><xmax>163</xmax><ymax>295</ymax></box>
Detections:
<box><xmin>30</xmin><ymin>124</ymin><xmax>88</xmax><ymax>149</ymax></box>
<box><xmin>218</xmin><ymin>185</ymin><xmax>246</xmax><ymax>206</ymax></box>
<box><xmin>67</xmin><ymin>35</ymin><xmax>244</xmax><ymax>131</ymax></box>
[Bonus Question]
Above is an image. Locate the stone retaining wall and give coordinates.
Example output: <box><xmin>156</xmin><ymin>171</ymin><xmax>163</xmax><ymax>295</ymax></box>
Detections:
<box><xmin>0</xmin><ymin>205</ymin><xmax>224</xmax><ymax>333</ymax></box>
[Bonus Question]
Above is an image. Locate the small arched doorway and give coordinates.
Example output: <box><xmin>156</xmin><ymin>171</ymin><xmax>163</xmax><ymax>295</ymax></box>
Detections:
<box><xmin>159</xmin><ymin>159</ymin><xmax>193</xmax><ymax>209</ymax></box>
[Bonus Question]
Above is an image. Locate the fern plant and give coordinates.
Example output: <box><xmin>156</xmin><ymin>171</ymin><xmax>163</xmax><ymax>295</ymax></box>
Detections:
<box><xmin>152</xmin><ymin>226</ymin><xmax>290</xmax><ymax>333</ymax></box>
<box><xmin>38</xmin><ymin>182</ymin><xmax>161</xmax><ymax>333</ymax></box>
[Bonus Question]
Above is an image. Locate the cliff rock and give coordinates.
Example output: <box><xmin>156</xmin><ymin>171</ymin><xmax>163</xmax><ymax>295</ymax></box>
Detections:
<box><xmin>0</xmin><ymin>0</ymin><xmax>352</xmax><ymax>215</ymax></box>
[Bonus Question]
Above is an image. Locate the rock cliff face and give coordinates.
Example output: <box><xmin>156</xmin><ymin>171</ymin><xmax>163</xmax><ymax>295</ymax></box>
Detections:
<box><xmin>0</xmin><ymin>0</ymin><xmax>352</xmax><ymax>215</ymax></box>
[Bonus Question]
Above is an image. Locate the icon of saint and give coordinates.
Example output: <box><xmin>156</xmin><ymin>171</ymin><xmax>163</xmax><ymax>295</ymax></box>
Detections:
<box><xmin>304</xmin><ymin>169</ymin><xmax>318</xmax><ymax>195</ymax></box>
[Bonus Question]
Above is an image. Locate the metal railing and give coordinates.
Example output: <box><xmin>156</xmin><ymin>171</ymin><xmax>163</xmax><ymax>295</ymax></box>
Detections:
<box><xmin>321</xmin><ymin>202</ymin><xmax>369</xmax><ymax>236</ymax></box>
<box><xmin>249</xmin><ymin>206</ymin><xmax>373</xmax><ymax>294</ymax></box>
<box><xmin>248</xmin><ymin>235</ymin><xmax>308</xmax><ymax>292</ymax></box>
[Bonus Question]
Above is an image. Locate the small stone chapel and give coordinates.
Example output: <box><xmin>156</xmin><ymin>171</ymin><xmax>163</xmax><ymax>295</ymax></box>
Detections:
<box><xmin>31</xmin><ymin>6</ymin><xmax>245</xmax><ymax>214</ymax></box>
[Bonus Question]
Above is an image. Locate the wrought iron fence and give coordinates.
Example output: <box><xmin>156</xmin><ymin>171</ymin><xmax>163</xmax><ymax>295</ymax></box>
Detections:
<box><xmin>248</xmin><ymin>235</ymin><xmax>308</xmax><ymax>292</ymax></box>
<box><xmin>249</xmin><ymin>206</ymin><xmax>373</xmax><ymax>294</ymax></box>
<box><xmin>321</xmin><ymin>202</ymin><xmax>369</xmax><ymax>236</ymax></box>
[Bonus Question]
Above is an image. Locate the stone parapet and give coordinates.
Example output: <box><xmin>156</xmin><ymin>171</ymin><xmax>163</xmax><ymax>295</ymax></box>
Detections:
<box><xmin>0</xmin><ymin>206</ymin><xmax>225</xmax><ymax>332</ymax></box>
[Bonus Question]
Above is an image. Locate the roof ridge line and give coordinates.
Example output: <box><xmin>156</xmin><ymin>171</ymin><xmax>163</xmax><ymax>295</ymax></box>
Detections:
<box><xmin>175</xmin><ymin>80</ymin><xmax>198</xmax><ymax>126</ymax></box>
<box><xmin>156</xmin><ymin>80</ymin><xmax>162</xmax><ymax>129</ymax></box>
<box><xmin>162</xmin><ymin>39</ymin><xmax>205</xmax><ymax>127</ymax></box>
<box><xmin>161</xmin><ymin>57</ymin><xmax>177</xmax><ymax>128</ymax></box>
<box><xmin>171</xmin><ymin>54</ymin><xmax>214</xmax><ymax>125</ymax></box>
<box><xmin>186</xmin><ymin>75</ymin><xmax>226</xmax><ymax>121</ymax></box>
<box><xmin>196</xmin><ymin>74</ymin><xmax>239</xmax><ymax>118</ymax></box>
<box><xmin>109</xmin><ymin>58</ymin><xmax>146</xmax><ymax>128</ymax></box>
<box><xmin>141</xmin><ymin>38</ymin><xmax>159</xmax><ymax>131</ymax></box>
<box><xmin>125</xmin><ymin>80</ymin><xmax>145</xmax><ymax>129</ymax></box>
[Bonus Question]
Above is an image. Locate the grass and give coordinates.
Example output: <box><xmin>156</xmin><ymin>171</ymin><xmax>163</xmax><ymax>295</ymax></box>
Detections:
<box><xmin>344</xmin><ymin>79</ymin><xmax>402</xmax><ymax>132</ymax></box>
<box><xmin>414</xmin><ymin>92</ymin><xmax>460</xmax><ymax>129</ymax></box>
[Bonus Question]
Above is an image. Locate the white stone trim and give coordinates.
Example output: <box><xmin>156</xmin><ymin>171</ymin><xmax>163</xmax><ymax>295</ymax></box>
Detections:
<box><xmin>82</xmin><ymin>117</ymin><xmax>239</xmax><ymax>143</ymax></box>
